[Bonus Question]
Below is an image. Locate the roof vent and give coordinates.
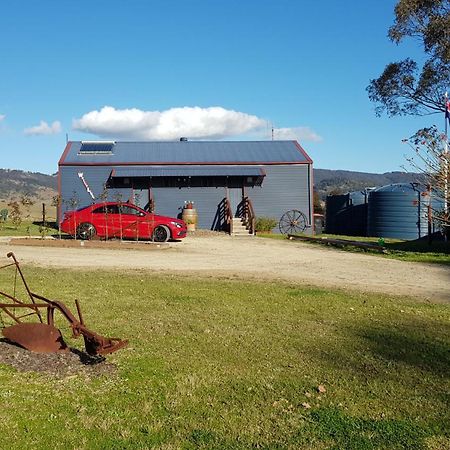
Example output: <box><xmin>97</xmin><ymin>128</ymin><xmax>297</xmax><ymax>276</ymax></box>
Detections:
<box><xmin>180</xmin><ymin>137</ymin><xmax>188</xmax><ymax>142</ymax></box>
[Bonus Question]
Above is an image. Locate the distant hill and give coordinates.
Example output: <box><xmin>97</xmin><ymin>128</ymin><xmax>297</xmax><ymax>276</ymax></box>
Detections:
<box><xmin>0</xmin><ymin>169</ymin><xmax>57</xmax><ymax>199</ymax></box>
<box><xmin>0</xmin><ymin>166</ymin><xmax>421</xmax><ymax>204</ymax></box>
<box><xmin>313</xmin><ymin>169</ymin><xmax>423</xmax><ymax>199</ymax></box>
<box><xmin>0</xmin><ymin>170</ymin><xmax>57</xmax><ymax>219</ymax></box>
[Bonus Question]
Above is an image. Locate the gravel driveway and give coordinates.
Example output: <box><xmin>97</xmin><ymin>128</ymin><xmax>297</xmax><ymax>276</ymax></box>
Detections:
<box><xmin>1</xmin><ymin>235</ymin><xmax>449</xmax><ymax>302</ymax></box>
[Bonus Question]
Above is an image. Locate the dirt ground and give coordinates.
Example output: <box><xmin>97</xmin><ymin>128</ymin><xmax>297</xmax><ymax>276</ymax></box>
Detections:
<box><xmin>0</xmin><ymin>233</ymin><xmax>448</xmax><ymax>302</ymax></box>
<box><xmin>0</xmin><ymin>341</ymin><xmax>117</xmax><ymax>377</ymax></box>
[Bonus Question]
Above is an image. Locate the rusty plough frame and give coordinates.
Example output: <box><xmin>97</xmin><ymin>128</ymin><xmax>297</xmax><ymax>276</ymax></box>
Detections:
<box><xmin>0</xmin><ymin>252</ymin><xmax>127</xmax><ymax>356</ymax></box>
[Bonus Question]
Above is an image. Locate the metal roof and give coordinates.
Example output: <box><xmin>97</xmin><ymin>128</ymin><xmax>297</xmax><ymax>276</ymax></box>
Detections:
<box><xmin>111</xmin><ymin>166</ymin><xmax>265</xmax><ymax>178</ymax></box>
<box><xmin>60</xmin><ymin>140</ymin><xmax>312</xmax><ymax>166</ymax></box>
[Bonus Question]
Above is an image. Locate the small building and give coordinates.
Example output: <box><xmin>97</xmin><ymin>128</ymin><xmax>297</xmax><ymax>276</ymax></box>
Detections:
<box><xmin>58</xmin><ymin>140</ymin><xmax>313</xmax><ymax>233</ymax></box>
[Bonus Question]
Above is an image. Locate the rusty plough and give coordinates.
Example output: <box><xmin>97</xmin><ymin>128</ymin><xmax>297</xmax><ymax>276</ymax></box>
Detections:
<box><xmin>0</xmin><ymin>252</ymin><xmax>127</xmax><ymax>356</ymax></box>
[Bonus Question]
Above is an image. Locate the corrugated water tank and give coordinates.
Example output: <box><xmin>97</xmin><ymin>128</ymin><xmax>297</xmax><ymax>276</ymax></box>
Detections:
<box><xmin>325</xmin><ymin>190</ymin><xmax>368</xmax><ymax>236</ymax></box>
<box><xmin>367</xmin><ymin>183</ymin><xmax>430</xmax><ymax>240</ymax></box>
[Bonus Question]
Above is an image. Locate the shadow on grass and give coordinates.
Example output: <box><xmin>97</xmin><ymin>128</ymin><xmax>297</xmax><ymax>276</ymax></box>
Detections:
<box><xmin>32</xmin><ymin>221</ymin><xmax>58</xmax><ymax>230</ymax></box>
<box><xmin>297</xmin><ymin>320</ymin><xmax>450</xmax><ymax>448</ymax></box>
<box><xmin>385</xmin><ymin>239</ymin><xmax>450</xmax><ymax>255</ymax></box>
<box><xmin>357</xmin><ymin>324</ymin><xmax>450</xmax><ymax>376</ymax></box>
<box><xmin>310</xmin><ymin>316</ymin><xmax>450</xmax><ymax>385</ymax></box>
<box><xmin>184</xmin><ymin>408</ymin><xmax>439</xmax><ymax>449</ymax></box>
<box><xmin>70</xmin><ymin>348</ymin><xmax>106</xmax><ymax>365</ymax></box>
<box><xmin>306</xmin><ymin>407</ymin><xmax>435</xmax><ymax>450</ymax></box>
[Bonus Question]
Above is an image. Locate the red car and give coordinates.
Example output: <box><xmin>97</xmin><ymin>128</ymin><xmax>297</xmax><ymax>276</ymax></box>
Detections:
<box><xmin>60</xmin><ymin>202</ymin><xmax>187</xmax><ymax>242</ymax></box>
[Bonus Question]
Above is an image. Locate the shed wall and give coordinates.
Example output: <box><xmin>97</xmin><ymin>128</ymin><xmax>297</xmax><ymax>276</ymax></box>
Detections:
<box><xmin>149</xmin><ymin>187</ymin><xmax>226</xmax><ymax>229</ymax></box>
<box><xmin>247</xmin><ymin>165</ymin><xmax>312</xmax><ymax>231</ymax></box>
<box><xmin>59</xmin><ymin>166</ymin><xmax>133</xmax><ymax>213</ymax></box>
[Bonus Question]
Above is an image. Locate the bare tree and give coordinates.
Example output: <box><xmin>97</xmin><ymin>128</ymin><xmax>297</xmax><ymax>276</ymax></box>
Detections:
<box><xmin>113</xmin><ymin>191</ymin><xmax>124</xmax><ymax>241</ymax></box>
<box><xmin>20</xmin><ymin>193</ymin><xmax>35</xmax><ymax>237</ymax></box>
<box><xmin>7</xmin><ymin>200</ymin><xmax>22</xmax><ymax>230</ymax></box>
<box><xmin>66</xmin><ymin>192</ymin><xmax>80</xmax><ymax>240</ymax></box>
<box><xmin>51</xmin><ymin>195</ymin><xmax>62</xmax><ymax>239</ymax></box>
<box><xmin>403</xmin><ymin>126</ymin><xmax>449</xmax><ymax>234</ymax></box>
<box><xmin>98</xmin><ymin>186</ymin><xmax>109</xmax><ymax>240</ymax></box>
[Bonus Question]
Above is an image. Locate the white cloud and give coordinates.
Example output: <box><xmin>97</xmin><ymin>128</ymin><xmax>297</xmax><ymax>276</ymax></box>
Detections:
<box><xmin>73</xmin><ymin>106</ymin><xmax>268</xmax><ymax>140</ymax></box>
<box><xmin>72</xmin><ymin>105</ymin><xmax>323</xmax><ymax>144</ymax></box>
<box><xmin>0</xmin><ymin>114</ymin><xmax>5</xmax><ymax>122</ymax></box>
<box><xmin>273</xmin><ymin>126</ymin><xmax>323</xmax><ymax>142</ymax></box>
<box><xmin>24</xmin><ymin>120</ymin><xmax>62</xmax><ymax>136</ymax></box>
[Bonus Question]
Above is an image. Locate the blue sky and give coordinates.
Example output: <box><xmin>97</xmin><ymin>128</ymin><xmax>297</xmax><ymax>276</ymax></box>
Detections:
<box><xmin>0</xmin><ymin>0</ymin><xmax>443</xmax><ymax>174</ymax></box>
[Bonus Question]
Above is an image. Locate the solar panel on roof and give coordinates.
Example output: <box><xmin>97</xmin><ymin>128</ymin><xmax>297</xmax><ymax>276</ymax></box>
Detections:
<box><xmin>79</xmin><ymin>141</ymin><xmax>115</xmax><ymax>154</ymax></box>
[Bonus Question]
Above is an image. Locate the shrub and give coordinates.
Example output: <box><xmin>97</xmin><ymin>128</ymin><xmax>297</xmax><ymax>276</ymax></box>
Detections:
<box><xmin>0</xmin><ymin>209</ymin><xmax>8</xmax><ymax>222</ymax></box>
<box><xmin>255</xmin><ymin>217</ymin><xmax>278</xmax><ymax>233</ymax></box>
<box><xmin>0</xmin><ymin>209</ymin><xmax>8</xmax><ymax>230</ymax></box>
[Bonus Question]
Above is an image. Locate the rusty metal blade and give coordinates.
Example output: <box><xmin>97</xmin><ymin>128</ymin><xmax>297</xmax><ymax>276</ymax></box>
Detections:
<box><xmin>83</xmin><ymin>334</ymin><xmax>128</xmax><ymax>356</ymax></box>
<box><xmin>96</xmin><ymin>338</ymin><xmax>129</xmax><ymax>356</ymax></box>
<box><xmin>2</xmin><ymin>323</ymin><xmax>68</xmax><ymax>353</ymax></box>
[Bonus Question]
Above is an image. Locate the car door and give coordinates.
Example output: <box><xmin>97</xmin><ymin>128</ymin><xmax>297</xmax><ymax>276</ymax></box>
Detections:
<box><xmin>104</xmin><ymin>204</ymin><xmax>123</xmax><ymax>239</ymax></box>
<box><xmin>91</xmin><ymin>205</ymin><xmax>108</xmax><ymax>237</ymax></box>
<box><xmin>138</xmin><ymin>211</ymin><xmax>157</xmax><ymax>239</ymax></box>
<box><xmin>118</xmin><ymin>204</ymin><xmax>143</xmax><ymax>239</ymax></box>
<box><xmin>91</xmin><ymin>204</ymin><xmax>122</xmax><ymax>238</ymax></box>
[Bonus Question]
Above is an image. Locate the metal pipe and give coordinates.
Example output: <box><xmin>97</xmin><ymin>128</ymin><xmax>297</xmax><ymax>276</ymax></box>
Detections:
<box><xmin>6</xmin><ymin>253</ymin><xmax>43</xmax><ymax>323</ymax></box>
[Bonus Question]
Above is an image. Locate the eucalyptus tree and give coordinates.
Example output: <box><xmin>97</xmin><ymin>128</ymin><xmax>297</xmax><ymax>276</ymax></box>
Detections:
<box><xmin>367</xmin><ymin>0</ymin><xmax>449</xmax><ymax>117</ymax></box>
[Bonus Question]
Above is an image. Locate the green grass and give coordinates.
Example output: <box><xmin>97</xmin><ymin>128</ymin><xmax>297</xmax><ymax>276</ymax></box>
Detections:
<box><xmin>0</xmin><ymin>267</ymin><xmax>449</xmax><ymax>449</ymax></box>
<box><xmin>383</xmin><ymin>239</ymin><xmax>450</xmax><ymax>265</ymax></box>
<box><xmin>256</xmin><ymin>232</ymin><xmax>286</xmax><ymax>240</ymax></box>
<box><xmin>266</xmin><ymin>232</ymin><xmax>450</xmax><ymax>266</ymax></box>
<box><xmin>0</xmin><ymin>220</ymin><xmax>59</xmax><ymax>237</ymax></box>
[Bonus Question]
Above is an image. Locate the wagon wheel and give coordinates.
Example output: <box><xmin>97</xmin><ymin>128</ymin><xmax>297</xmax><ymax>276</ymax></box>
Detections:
<box><xmin>278</xmin><ymin>210</ymin><xmax>307</xmax><ymax>235</ymax></box>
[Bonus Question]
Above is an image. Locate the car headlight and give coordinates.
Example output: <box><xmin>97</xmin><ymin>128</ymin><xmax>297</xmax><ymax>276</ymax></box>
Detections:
<box><xmin>170</xmin><ymin>221</ymin><xmax>183</xmax><ymax>228</ymax></box>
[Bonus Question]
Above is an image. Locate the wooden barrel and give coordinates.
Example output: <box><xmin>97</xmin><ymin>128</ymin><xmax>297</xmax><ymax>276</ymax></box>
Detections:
<box><xmin>182</xmin><ymin>207</ymin><xmax>198</xmax><ymax>231</ymax></box>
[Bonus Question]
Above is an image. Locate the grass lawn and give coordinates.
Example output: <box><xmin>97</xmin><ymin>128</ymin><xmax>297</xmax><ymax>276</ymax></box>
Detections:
<box><xmin>0</xmin><ymin>266</ymin><xmax>448</xmax><ymax>449</ymax></box>
<box><xmin>383</xmin><ymin>239</ymin><xmax>450</xmax><ymax>265</ymax></box>
<box><xmin>0</xmin><ymin>220</ymin><xmax>59</xmax><ymax>237</ymax></box>
<box><xmin>320</xmin><ymin>234</ymin><xmax>450</xmax><ymax>266</ymax></box>
<box><xmin>261</xmin><ymin>233</ymin><xmax>450</xmax><ymax>266</ymax></box>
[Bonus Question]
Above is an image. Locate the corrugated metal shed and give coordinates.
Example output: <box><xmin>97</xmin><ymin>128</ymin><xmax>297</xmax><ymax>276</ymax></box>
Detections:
<box><xmin>60</xmin><ymin>140</ymin><xmax>311</xmax><ymax>165</ymax></box>
<box><xmin>58</xmin><ymin>139</ymin><xmax>314</xmax><ymax>234</ymax></box>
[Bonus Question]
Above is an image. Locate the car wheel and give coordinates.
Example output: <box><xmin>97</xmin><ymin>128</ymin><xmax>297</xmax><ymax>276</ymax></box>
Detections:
<box><xmin>77</xmin><ymin>222</ymin><xmax>97</xmax><ymax>240</ymax></box>
<box><xmin>152</xmin><ymin>225</ymin><xmax>170</xmax><ymax>242</ymax></box>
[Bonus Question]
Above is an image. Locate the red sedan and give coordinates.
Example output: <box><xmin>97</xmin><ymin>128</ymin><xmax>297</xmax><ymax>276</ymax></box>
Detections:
<box><xmin>60</xmin><ymin>202</ymin><xmax>187</xmax><ymax>242</ymax></box>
